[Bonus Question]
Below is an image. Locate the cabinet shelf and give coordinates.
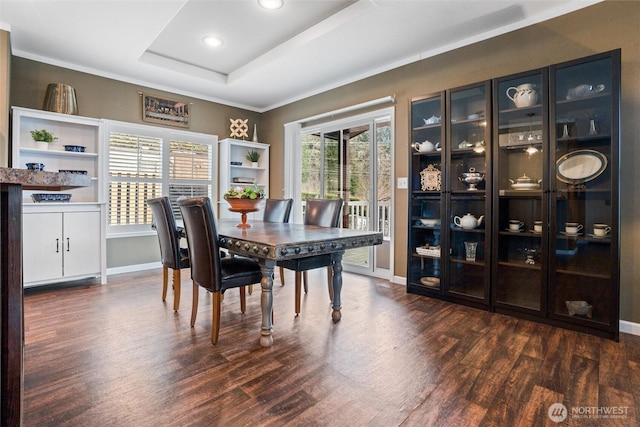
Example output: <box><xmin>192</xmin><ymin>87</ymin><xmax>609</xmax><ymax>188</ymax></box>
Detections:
<box><xmin>412</xmin><ymin>123</ymin><xmax>441</xmax><ymax>131</ymax></box>
<box><xmin>450</xmin><ymin>258</ymin><xmax>485</xmax><ymax>267</ymax></box>
<box><xmin>451</xmin><ymin>227</ymin><xmax>485</xmax><ymax>234</ymax></box>
<box><xmin>19</xmin><ymin>147</ymin><xmax>98</xmax><ymax>158</ymax></box>
<box><xmin>498</xmin><ymin>190</ymin><xmax>543</xmax><ymax>197</ymax></box>
<box><xmin>498</xmin><ymin>261</ymin><xmax>542</xmax><ymax>271</ymax></box>
<box><xmin>555</xmin><ymin>268</ymin><xmax>610</xmax><ymax>280</ymax></box>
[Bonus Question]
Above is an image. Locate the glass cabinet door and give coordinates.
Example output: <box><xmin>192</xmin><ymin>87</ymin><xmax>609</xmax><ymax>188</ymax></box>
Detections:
<box><xmin>549</xmin><ymin>50</ymin><xmax>619</xmax><ymax>334</ymax></box>
<box><xmin>445</xmin><ymin>82</ymin><xmax>491</xmax><ymax>304</ymax></box>
<box><xmin>408</xmin><ymin>93</ymin><xmax>445</xmax><ymax>294</ymax></box>
<box><xmin>492</xmin><ymin>69</ymin><xmax>548</xmax><ymax>313</ymax></box>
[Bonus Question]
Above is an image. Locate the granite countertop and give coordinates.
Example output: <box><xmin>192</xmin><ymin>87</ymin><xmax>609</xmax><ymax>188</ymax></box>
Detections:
<box><xmin>0</xmin><ymin>167</ymin><xmax>92</xmax><ymax>190</ymax></box>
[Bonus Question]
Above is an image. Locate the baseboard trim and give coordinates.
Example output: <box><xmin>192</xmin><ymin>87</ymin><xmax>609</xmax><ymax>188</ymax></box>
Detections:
<box><xmin>620</xmin><ymin>320</ymin><xmax>640</xmax><ymax>337</ymax></box>
<box><xmin>107</xmin><ymin>262</ymin><xmax>161</xmax><ymax>276</ymax></box>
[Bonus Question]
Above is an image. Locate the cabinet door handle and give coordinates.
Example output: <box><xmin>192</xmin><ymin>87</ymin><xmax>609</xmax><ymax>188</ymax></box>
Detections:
<box><xmin>56</xmin><ymin>238</ymin><xmax>59</xmax><ymax>253</ymax></box>
<box><xmin>66</xmin><ymin>238</ymin><xmax>70</xmax><ymax>252</ymax></box>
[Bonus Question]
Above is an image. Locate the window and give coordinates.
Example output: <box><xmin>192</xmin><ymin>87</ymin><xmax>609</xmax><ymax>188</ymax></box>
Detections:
<box><xmin>104</xmin><ymin>120</ymin><xmax>217</xmax><ymax>236</ymax></box>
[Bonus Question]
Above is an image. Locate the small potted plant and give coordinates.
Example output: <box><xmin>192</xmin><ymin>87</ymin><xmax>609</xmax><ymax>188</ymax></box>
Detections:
<box><xmin>30</xmin><ymin>129</ymin><xmax>58</xmax><ymax>150</ymax></box>
<box><xmin>246</xmin><ymin>149</ymin><xmax>260</xmax><ymax>167</ymax></box>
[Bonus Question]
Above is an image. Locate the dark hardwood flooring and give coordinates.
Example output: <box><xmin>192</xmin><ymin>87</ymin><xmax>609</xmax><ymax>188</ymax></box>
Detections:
<box><xmin>23</xmin><ymin>269</ymin><xmax>640</xmax><ymax>426</ymax></box>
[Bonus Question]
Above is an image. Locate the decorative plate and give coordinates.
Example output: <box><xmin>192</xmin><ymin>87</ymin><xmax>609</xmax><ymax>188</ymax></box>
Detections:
<box><xmin>556</xmin><ymin>149</ymin><xmax>607</xmax><ymax>185</ymax></box>
<box><xmin>420</xmin><ymin>164</ymin><xmax>441</xmax><ymax>191</ymax></box>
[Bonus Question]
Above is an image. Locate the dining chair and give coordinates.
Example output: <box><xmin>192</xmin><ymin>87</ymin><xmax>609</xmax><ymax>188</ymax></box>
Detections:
<box><xmin>278</xmin><ymin>198</ymin><xmax>343</xmax><ymax>315</ymax></box>
<box><xmin>263</xmin><ymin>198</ymin><xmax>293</xmax><ymax>287</ymax></box>
<box><xmin>178</xmin><ymin>196</ymin><xmax>263</xmax><ymax>344</ymax></box>
<box><xmin>147</xmin><ymin>196</ymin><xmax>190</xmax><ymax>311</ymax></box>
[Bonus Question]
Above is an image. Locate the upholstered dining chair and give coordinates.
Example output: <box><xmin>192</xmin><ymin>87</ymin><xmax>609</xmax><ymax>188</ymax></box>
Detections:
<box><xmin>278</xmin><ymin>198</ymin><xmax>343</xmax><ymax>315</ymax></box>
<box><xmin>178</xmin><ymin>196</ymin><xmax>263</xmax><ymax>344</ymax></box>
<box><xmin>263</xmin><ymin>198</ymin><xmax>293</xmax><ymax>286</ymax></box>
<box><xmin>147</xmin><ymin>196</ymin><xmax>190</xmax><ymax>311</ymax></box>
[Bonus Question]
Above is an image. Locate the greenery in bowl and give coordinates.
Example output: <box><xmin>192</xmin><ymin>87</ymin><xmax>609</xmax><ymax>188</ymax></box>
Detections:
<box><xmin>245</xmin><ymin>149</ymin><xmax>260</xmax><ymax>162</ymax></box>
<box><xmin>30</xmin><ymin>129</ymin><xmax>58</xmax><ymax>143</ymax></box>
<box><xmin>224</xmin><ymin>185</ymin><xmax>265</xmax><ymax>200</ymax></box>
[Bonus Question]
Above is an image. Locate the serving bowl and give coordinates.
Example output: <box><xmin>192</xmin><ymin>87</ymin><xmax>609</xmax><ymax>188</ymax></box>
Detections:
<box><xmin>26</xmin><ymin>162</ymin><xmax>45</xmax><ymax>171</ymax></box>
<box><xmin>64</xmin><ymin>145</ymin><xmax>86</xmax><ymax>152</ymax></box>
<box><xmin>419</xmin><ymin>218</ymin><xmax>441</xmax><ymax>227</ymax></box>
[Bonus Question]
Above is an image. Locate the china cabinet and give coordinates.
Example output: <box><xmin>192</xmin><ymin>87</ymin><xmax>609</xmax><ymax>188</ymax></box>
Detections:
<box><xmin>492</xmin><ymin>49</ymin><xmax>619</xmax><ymax>339</ymax></box>
<box><xmin>407</xmin><ymin>92</ymin><xmax>446</xmax><ymax>296</ymax></box>
<box><xmin>408</xmin><ymin>49</ymin><xmax>619</xmax><ymax>339</ymax></box>
<box><xmin>445</xmin><ymin>81</ymin><xmax>492</xmax><ymax>306</ymax></box>
<box><xmin>218</xmin><ymin>138</ymin><xmax>270</xmax><ymax>219</ymax></box>
<box><xmin>11</xmin><ymin>107</ymin><xmax>107</xmax><ymax>286</ymax></box>
<box><xmin>548</xmin><ymin>50</ymin><xmax>620</xmax><ymax>338</ymax></box>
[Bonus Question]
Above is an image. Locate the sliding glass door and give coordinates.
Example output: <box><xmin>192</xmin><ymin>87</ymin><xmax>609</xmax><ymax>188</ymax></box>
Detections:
<box><xmin>300</xmin><ymin>114</ymin><xmax>391</xmax><ymax>277</ymax></box>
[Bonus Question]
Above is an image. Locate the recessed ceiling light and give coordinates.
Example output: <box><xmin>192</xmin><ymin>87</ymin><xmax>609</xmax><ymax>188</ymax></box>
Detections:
<box><xmin>203</xmin><ymin>36</ymin><xmax>223</xmax><ymax>48</ymax></box>
<box><xmin>258</xmin><ymin>0</ymin><xmax>283</xmax><ymax>10</ymax></box>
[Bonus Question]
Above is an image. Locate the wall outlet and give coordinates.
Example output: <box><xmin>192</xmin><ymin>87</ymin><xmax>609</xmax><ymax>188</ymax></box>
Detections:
<box><xmin>397</xmin><ymin>177</ymin><xmax>408</xmax><ymax>189</ymax></box>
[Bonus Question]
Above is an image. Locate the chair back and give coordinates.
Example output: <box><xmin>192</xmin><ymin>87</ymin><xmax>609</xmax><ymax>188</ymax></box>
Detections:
<box><xmin>304</xmin><ymin>198</ymin><xmax>343</xmax><ymax>227</ymax></box>
<box><xmin>147</xmin><ymin>196</ymin><xmax>183</xmax><ymax>269</ymax></box>
<box><xmin>263</xmin><ymin>198</ymin><xmax>293</xmax><ymax>223</ymax></box>
<box><xmin>178</xmin><ymin>197</ymin><xmax>223</xmax><ymax>292</ymax></box>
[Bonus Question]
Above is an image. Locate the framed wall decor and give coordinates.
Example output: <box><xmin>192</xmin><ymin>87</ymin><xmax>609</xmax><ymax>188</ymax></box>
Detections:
<box><xmin>142</xmin><ymin>94</ymin><xmax>190</xmax><ymax>128</ymax></box>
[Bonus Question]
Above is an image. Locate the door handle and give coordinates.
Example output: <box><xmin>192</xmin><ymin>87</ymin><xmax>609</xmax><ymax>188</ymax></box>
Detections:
<box><xmin>56</xmin><ymin>238</ymin><xmax>59</xmax><ymax>253</ymax></box>
<box><xmin>66</xmin><ymin>237</ymin><xmax>70</xmax><ymax>252</ymax></box>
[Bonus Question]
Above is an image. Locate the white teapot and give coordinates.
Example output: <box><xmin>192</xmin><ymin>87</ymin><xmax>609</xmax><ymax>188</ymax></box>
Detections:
<box><xmin>506</xmin><ymin>83</ymin><xmax>538</xmax><ymax>108</ymax></box>
<box><xmin>413</xmin><ymin>140</ymin><xmax>440</xmax><ymax>153</ymax></box>
<box><xmin>454</xmin><ymin>213</ymin><xmax>484</xmax><ymax>229</ymax></box>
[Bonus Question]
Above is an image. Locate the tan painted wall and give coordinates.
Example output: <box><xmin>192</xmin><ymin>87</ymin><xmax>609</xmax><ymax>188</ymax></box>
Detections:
<box><xmin>9</xmin><ymin>57</ymin><xmax>262</xmax><ymax>268</ymax></box>
<box><xmin>261</xmin><ymin>1</ymin><xmax>640</xmax><ymax>323</ymax></box>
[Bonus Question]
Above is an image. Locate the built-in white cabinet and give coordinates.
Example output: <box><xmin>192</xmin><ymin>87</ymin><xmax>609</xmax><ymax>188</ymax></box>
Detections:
<box><xmin>22</xmin><ymin>209</ymin><xmax>102</xmax><ymax>285</ymax></box>
<box><xmin>11</xmin><ymin>106</ymin><xmax>107</xmax><ymax>286</ymax></box>
<box><xmin>218</xmin><ymin>138</ymin><xmax>269</xmax><ymax>219</ymax></box>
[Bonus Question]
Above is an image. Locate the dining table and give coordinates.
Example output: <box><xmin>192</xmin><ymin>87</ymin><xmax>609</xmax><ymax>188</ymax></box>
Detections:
<box><xmin>216</xmin><ymin>218</ymin><xmax>383</xmax><ymax>347</ymax></box>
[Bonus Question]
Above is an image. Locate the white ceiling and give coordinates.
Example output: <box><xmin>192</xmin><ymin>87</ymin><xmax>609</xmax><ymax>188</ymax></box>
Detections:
<box><xmin>0</xmin><ymin>0</ymin><xmax>601</xmax><ymax>112</ymax></box>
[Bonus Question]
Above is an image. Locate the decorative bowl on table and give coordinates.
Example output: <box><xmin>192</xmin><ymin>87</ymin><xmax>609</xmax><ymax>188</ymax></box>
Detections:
<box><xmin>223</xmin><ymin>185</ymin><xmax>266</xmax><ymax>228</ymax></box>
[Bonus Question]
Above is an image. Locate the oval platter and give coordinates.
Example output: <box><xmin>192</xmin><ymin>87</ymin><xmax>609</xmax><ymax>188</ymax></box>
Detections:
<box><xmin>556</xmin><ymin>149</ymin><xmax>607</xmax><ymax>185</ymax></box>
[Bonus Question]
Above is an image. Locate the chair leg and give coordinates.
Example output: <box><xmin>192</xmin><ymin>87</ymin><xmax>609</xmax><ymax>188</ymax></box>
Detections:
<box><xmin>211</xmin><ymin>291</ymin><xmax>222</xmax><ymax>344</ymax></box>
<box><xmin>190</xmin><ymin>282</ymin><xmax>199</xmax><ymax>327</ymax></box>
<box><xmin>162</xmin><ymin>266</ymin><xmax>169</xmax><ymax>301</ymax></box>
<box><xmin>248</xmin><ymin>284</ymin><xmax>253</xmax><ymax>295</ymax></box>
<box><xmin>239</xmin><ymin>287</ymin><xmax>246</xmax><ymax>313</ymax></box>
<box><xmin>173</xmin><ymin>269</ymin><xmax>181</xmax><ymax>311</ymax></box>
<box><xmin>295</xmin><ymin>271</ymin><xmax>302</xmax><ymax>315</ymax></box>
<box><xmin>280</xmin><ymin>266</ymin><xmax>285</xmax><ymax>286</ymax></box>
<box><xmin>303</xmin><ymin>271</ymin><xmax>309</xmax><ymax>293</ymax></box>
<box><xmin>327</xmin><ymin>266</ymin><xmax>334</xmax><ymax>302</ymax></box>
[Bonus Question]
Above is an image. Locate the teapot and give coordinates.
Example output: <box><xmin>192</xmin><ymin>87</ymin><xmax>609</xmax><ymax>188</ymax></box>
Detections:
<box><xmin>506</xmin><ymin>83</ymin><xmax>538</xmax><ymax>108</ymax></box>
<box><xmin>423</xmin><ymin>115</ymin><xmax>441</xmax><ymax>125</ymax></box>
<box><xmin>413</xmin><ymin>140</ymin><xmax>440</xmax><ymax>153</ymax></box>
<box><xmin>454</xmin><ymin>213</ymin><xmax>484</xmax><ymax>229</ymax></box>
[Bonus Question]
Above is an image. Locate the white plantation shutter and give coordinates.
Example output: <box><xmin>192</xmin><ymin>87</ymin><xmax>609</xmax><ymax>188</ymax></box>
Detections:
<box><xmin>105</xmin><ymin>121</ymin><xmax>216</xmax><ymax>235</ymax></box>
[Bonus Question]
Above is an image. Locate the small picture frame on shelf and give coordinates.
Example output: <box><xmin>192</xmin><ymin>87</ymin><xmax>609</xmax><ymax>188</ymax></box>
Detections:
<box><xmin>142</xmin><ymin>94</ymin><xmax>190</xmax><ymax>128</ymax></box>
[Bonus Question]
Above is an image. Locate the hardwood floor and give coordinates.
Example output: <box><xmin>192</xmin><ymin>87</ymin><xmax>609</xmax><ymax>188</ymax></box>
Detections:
<box><xmin>23</xmin><ymin>269</ymin><xmax>639</xmax><ymax>426</ymax></box>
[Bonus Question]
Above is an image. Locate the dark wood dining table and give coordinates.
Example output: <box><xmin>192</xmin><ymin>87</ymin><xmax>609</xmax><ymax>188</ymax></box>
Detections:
<box><xmin>216</xmin><ymin>218</ymin><xmax>383</xmax><ymax>347</ymax></box>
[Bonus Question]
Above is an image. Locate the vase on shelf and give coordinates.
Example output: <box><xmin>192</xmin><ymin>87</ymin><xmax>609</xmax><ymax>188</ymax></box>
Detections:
<box><xmin>35</xmin><ymin>142</ymin><xmax>49</xmax><ymax>150</ymax></box>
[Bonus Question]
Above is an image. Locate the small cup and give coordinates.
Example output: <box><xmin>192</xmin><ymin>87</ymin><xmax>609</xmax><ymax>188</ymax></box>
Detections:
<box><xmin>565</xmin><ymin>222</ymin><xmax>583</xmax><ymax>235</ymax></box>
<box><xmin>26</xmin><ymin>163</ymin><xmax>45</xmax><ymax>171</ymax></box>
<box><xmin>509</xmin><ymin>220</ymin><xmax>524</xmax><ymax>231</ymax></box>
<box><xmin>593</xmin><ymin>223</ymin><xmax>611</xmax><ymax>236</ymax></box>
<box><xmin>533</xmin><ymin>220</ymin><xmax>542</xmax><ymax>233</ymax></box>
<box><xmin>464</xmin><ymin>241</ymin><xmax>478</xmax><ymax>262</ymax></box>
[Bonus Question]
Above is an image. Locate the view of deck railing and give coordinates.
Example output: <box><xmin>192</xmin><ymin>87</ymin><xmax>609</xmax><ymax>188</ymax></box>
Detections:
<box><xmin>302</xmin><ymin>200</ymin><xmax>390</xmax><ymax>239</ymax></box>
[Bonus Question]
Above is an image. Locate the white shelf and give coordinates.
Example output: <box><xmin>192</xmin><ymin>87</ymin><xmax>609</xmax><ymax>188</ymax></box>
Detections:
<box><xmin>219</xmin><ymin>138</ymin><xmax>270</xmax><ymax>220</ymax></box>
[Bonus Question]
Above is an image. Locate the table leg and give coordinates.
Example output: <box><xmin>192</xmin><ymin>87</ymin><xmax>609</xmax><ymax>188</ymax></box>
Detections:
<box><xmin>331</xmin><ymin>251</ymin><xmax>344</xmax><ymax>322</ymax></box>
<box><xmin>259</xmin><ymin>260</ymin><xmax>275</xmax><ymax>347</ymax></box>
